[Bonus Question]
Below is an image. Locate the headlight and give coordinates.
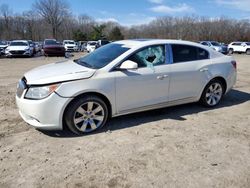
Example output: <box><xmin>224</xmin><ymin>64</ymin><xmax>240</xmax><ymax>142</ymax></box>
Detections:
<box><xmin>25</xmin><ymin>84</ymin><xmax>60</xmax><ymax>99</ymax></box>
<box><xmin>25</xmin><ymin>47</ymin><xmax>30</xmax><ymax>51</ymax></box>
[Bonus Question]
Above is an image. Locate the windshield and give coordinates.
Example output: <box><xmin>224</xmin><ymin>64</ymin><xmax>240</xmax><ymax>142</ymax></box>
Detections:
<box><xmin>0</xmin><ymin>41</ymin><xmax>7</xmax><ymax>45</ymax></box>
<box><xmin>10</xmin><ymin>42</ymin><xmax>28</xmax><ymax>46</ymax></box>
<box><xmin>65</xmin><ymin>41</ymin><xmax>75</xmax><ymax>44</ymax></box>
<box><xmin>88</xmin><ymin>42</ymin><xmax>97</xmax><ymax>45</ymax></box>
<box><xmin>45</xmin><ymin>40</ymin><xmax>58</xmax><ymax>45</ymax></box>
<box><xmin>76</xmin><ymin>43</ymin><xmax>129</xmax><ymax>69</ymax></box>
<box><xmin>211</xmin><ymin>42</ymin><xmax>220</xmax><ymax>46</ymax></box>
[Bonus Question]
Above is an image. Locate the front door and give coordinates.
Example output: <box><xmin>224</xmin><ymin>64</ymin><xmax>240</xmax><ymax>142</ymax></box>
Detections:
<box><xmin>115</xmin><ymin>45</ymin><xmax>170</xmax><ymax>114</ymax></box>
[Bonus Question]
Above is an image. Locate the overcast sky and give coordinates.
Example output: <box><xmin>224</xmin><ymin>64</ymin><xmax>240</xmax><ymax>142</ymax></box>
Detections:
<box><xmin>0</xmin><ymin>0</ymin><xmax>250</xmax><ymax>26</ymax></box>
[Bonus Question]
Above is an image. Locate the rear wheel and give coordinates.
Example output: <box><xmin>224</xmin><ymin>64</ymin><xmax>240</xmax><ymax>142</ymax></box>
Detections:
<box><xmin>246</xmin><ymin>49</ymin><xmax>250</xmax><ymax>55</ymax></box>
<box><xmin>64</xmin><ymin>96</ymin><xmax>108</xmax><ymax>135</ymax></box>
<box><xmin>200</xmin><ymin>79</ymin><xmax>225</xmax><ymax>107</ymax></box>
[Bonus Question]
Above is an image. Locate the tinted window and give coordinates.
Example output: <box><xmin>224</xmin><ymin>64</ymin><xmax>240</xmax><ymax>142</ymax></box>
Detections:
<box><xmin>172</xmin><ymin>44</ymin><xmax>209</xmax><ymax>63</ymax></box>
<box><xmin>246</xmin><ymin>42</ymin><xmax>250</xmax><ymax>46</ymax></box>
<box><xmin>10</xmin><ymin>42</ymin><xmax>28</xmax><ymax>46</ymax></box>
<box><xmin>77</xmin><ymin>43</ymin><xmax>129</xmax><ymax>69</ymax></box>
<box><xmin>127</xmin><ymin>45</ymin><xmax>165</xmax><ymax>68</ymax></box>
<box><xmin>232</xmin><ymin>43</ymin><xmax>242</xmax><ymax>46</ymax></box>
<box><xmin>201</xmin><ymin>42</ymin><xmax>209</xmax><ymax>46</ymax></box>
<box><xmin>211</xmin><ymin>42</ymin><xmax>220</xmax><ymax>46</ymax></box>
<box><xmin>45</xmin><ymin>40</ymin><xmax>57</xmax><ymax>45</ymax></box>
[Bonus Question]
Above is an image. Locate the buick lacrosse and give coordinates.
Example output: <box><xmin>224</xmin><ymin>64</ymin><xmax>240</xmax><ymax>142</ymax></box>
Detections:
<box><xmin>16</xmin><ymin>40</ymin><xmax>237</xmax><ymax>134</ymax></box>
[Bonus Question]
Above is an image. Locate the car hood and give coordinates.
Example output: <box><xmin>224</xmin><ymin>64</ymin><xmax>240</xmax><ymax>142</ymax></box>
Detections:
<box><xmin>24</xmin><ymin>60</ymin><xmax>96</xmax><ymax>85</ymax></box>
<box><xmin>7</xmin><ymin>46</ymin><xmax>29</xmax><ymax>51</ymax></box>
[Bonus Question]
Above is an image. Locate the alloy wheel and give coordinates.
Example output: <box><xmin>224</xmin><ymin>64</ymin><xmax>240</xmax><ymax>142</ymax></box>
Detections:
<box><xmin>73</xmin><ymin>101</ymin><xmax>105</xmax><ymax>133</ymax></box>
<box><xmin>205</xmin><ymin>83</ymin><xmax>223</xmax><ymax>106</ymax></box>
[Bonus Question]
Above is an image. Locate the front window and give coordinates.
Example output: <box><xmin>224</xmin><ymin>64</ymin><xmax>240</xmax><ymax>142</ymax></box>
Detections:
<box><xmin>127</xmin><ymin>45</ymin><xmax>166</xmax><ymax>68</ymax></box>
<box><xmin>10</xmin><ymin>42</ymin><xmax>28</xmax><ymax>46</ymax></box>
<box><xmin>76</xmin><ymin>43</ymin><xmax>129</xmax><ymax>69</ymax></box>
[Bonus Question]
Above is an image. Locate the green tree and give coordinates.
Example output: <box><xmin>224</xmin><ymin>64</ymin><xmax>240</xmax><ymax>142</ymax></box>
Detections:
<box><xmin>90</xmin><ymin>24</ymin><xmax>106</xmax><ymax>40</ymax></box>
<box><xmin>73</xmin><ymin>29</ymin><xmax>87</xmax><ymax>41</ymax></box>
<box><xmin>109</xmin><ymin>26</ymin><xmax>124</xmax><ymax>41</ymax></box>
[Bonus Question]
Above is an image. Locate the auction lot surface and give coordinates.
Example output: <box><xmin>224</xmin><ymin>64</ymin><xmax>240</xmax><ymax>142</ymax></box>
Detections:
<box><xmin>0</xmin><ymin>54</ymin><xmax>249</xmax><ymax>188</ymax></box>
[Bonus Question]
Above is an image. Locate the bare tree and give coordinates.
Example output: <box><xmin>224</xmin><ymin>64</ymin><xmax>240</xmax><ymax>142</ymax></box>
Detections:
<box><xmin>33</xmin><ymin>0</ymin><xmax>70</xmax><ymax>38</ymax></box>
<box><xmin>0</xmin><ymin>4</ymin><xmax>12</xmax><ymax>38</ymax></box>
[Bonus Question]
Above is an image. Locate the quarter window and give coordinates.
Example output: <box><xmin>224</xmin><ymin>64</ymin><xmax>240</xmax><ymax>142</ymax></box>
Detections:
<box><xmin>171</xmin><ymin>44</ymin><xmax>209</xmax><ymax>63</ymax></box>
<box><xmin>127</xmin><ymin>45</ymin><xmax>165</xmax><ymax>68</ymax></box>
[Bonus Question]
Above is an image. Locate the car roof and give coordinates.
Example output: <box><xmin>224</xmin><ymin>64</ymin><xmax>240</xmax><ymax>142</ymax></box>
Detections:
<box><xmin>114</xmin><ymin>39</ymin><xmax>207</xmax><ymax>49</ymax></box>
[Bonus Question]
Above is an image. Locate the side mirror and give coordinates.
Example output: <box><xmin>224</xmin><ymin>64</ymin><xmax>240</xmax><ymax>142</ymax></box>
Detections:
<box><xmin>119</xmin><ymin>60</ymin><xmax>138</xmax><ymax>70</ymax></box>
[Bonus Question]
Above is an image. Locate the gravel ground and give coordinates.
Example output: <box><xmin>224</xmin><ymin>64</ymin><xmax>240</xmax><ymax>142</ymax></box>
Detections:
<box><xmin>0</xmin><ymin>53</ymin><xmax>249</xmax><ymax>188</ymax></box>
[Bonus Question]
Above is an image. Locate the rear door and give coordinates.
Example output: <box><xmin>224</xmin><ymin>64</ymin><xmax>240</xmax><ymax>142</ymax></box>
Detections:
<box><xmin>168</xmin><ymin>44</ymin><xmax>211</xmax><ymax>101</ymax></box>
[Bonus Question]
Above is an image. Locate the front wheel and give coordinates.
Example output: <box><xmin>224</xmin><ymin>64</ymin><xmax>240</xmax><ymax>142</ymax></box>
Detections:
<box><xmin>64</xmin><ymin>96</ymin><xmax>109</xmax><ymax>135</ymax></box>
<box><xmin>228</xmin><ymin>48</ymin><xmax>233</xmax><ymax>55</ymax></box>
<box><xmin>200</xmin><ymin>80</ymin><xmax>225</xmax><ymax>107</ymax></box>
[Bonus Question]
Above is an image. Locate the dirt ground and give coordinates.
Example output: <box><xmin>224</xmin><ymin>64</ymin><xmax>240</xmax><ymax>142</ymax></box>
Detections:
<box><xmin>0</xmin><ymin>53</ymin><xmax>249</xmax><ymax>188</ymax></box>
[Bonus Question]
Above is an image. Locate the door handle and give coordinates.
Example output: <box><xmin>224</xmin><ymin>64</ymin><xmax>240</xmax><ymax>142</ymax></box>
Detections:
<box><xmin>200</xmin><ymin>68</ymin><xmax>208</xmax><ymax>72</ymax></box>
<box><xmin>157</xmin><ymin>75</ymin><xmax>168</xmax><ymax>80</ymax></box>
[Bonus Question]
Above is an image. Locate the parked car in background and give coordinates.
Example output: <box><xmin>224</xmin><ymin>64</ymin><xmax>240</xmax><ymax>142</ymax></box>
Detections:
<box><xmin>63</xmin><ymin>40</ymin><xmax>78</xmax><ymax>52</ymax></box>
<box><xmin>16</xmin><ymin>39</ymin><xmax>236</xmax><ymax>135</ymax></box>
<box><xmin>228</xmin><ymin>42</ymin><xmax>250</xmax><ymax>55</ymax></box>
<box><xmin>34</xmin><ymin>42</ymin><xmax>42</xmax><ymax>53</ymax></box>
<box><xmin>0</xmin><ymin>40</ymin><xmax>8</xmax><ymax>56</ymax></box>
<box><xmin>5</xmin><ymin>40</ymin><xmax>34</xmax><ymax>57</ymax></box>
<box><xmin>96</xmin><ymin>40</ymin><xmax>110</xmax><ymax>49</ymax></box>
<box><xmin>200</xmin><ymin>41</ymin><xmax>228</xmax><ymax>54</ymax></box>
<box><xmin>43</xmin><ymin>39</ymin><xmax>65</xmax><ymax>57</ymax></box>
<box><xmin>86</xmin><ymin>41</ymin><xmax>97</xmax><ymax>53</ymax></box>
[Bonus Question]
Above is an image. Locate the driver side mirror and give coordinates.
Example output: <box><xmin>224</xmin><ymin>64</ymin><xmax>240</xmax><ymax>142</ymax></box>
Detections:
<box><xmin>119</xmin><ymin>60</ymin><xmax>138</xmax><ymax>70</ymax></box>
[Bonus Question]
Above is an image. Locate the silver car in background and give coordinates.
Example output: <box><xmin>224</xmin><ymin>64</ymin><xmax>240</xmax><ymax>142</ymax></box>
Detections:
<box><xmin>200</xmin><ymin>41</ymin><xmax>228</xmax><ymax>54</ymax></box>
<box><xmin>16</xmin><ymin>39</ymin><xmax>237</xmax><ymax>134</ymax></box>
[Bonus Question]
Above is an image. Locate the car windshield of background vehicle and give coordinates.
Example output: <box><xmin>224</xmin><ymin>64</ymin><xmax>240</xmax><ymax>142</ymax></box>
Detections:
<box><xmin>76</xmin><ymin>43</ymin><xmax>129</xmax><ymax>69</ymax></box>
<box><xmin>10</xmin><ymin>42</ymin><xmax>28</xmax><ymax>46</ymax></box>
<box><xmin>0</xmin><ymin>41</ymin><xmax>7</xmax><ymax>45</ymax></box>
<box><xmin>45</xmin><ymin>40</ymin><xmax>57</xmax><ymax>45</ymax></box>
<box><xmin>211</xmin><ymin>42</ymin><xmax>220</xmax><ymax>46</ymax></box>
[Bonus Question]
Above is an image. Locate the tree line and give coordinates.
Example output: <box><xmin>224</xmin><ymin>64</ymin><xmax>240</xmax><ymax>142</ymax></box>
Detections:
<box><xmin>0</xmin><ymin>0</ymin><xmax>250</xmax><ymax>44</ymax></box>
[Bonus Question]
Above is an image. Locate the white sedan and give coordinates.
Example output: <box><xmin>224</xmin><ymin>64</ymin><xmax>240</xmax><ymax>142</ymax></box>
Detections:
<box><xmin>16</xmin><ymin>39</ymin><xmax>237</xmax><ymax>134</ymax></box>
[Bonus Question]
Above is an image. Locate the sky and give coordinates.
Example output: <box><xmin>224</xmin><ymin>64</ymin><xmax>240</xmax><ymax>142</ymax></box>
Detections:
<box><xmin>0</xmin><ymin>0</ymin><xmax>250</xmax><ymax>26</ymax></box>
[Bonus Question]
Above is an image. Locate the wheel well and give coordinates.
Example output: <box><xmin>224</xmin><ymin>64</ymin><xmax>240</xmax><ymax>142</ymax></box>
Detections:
<box><xmin>210</xmin><ymin>77</ymin><xmax>227</xmax><ymax>94</ymax></box>
<box><xmin>62</xmin><ymin>92</ymin><xmax>112</xmax><ymax>130</ymax></box>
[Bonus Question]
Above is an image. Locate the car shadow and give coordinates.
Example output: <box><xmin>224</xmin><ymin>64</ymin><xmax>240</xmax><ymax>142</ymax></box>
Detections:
<box><xmin>40</xmin><ymin>89</ymin><xmax>250</xmax><ymax>138</ymax></box>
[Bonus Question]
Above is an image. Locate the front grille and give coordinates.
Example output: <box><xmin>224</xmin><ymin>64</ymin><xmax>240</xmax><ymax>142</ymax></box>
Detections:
<box><xmin>10</xmin><ymin>50</ymin><xmax>25</xmax><ymax>55</ymax></box>
<box><xmin>17</xmin><ymin>77</ymin><xmax>27</xmax><ymax>98</ymax></box>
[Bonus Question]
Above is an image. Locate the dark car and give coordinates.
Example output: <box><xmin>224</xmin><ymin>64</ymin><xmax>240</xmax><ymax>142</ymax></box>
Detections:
<box><xmin>43</xmin><ymin>39</ymin><xmax>65</xmax><ymax>56</ymax></box>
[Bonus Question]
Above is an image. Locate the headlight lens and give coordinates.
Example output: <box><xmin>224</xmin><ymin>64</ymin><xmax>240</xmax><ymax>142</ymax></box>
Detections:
<box><xmin>25</xmin><ymin>84</ymin><xmax>60</xmax><ymax>99</ymax></box>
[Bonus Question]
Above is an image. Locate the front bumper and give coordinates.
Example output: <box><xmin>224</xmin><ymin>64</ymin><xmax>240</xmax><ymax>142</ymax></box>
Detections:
<box><xmin>16</xmin><ymin>92</ymin><xmax>70</xmax><ymax>130</ymax></box>
<box><xmin>6</xmin><ymin>50</ymin><xmax>32</xmax><ymax>57</ymax></box>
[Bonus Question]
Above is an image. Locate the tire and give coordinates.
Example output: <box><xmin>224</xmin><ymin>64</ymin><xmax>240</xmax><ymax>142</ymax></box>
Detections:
<box><xmin>246</xmin><ymin>49</ymin><xmax>250</xmax><ymax>55</ymax></box>
<box><xmin>64</xmin><ymin>96</ymin><xmax>109</xmax><ymax>135</ymax></box>
<box><xmin>228</xmin><ymin>48</ymin><xmax>233</xmax><ymax>55</ymax></box>
<box><xmin>200</xmin><ymin>79</ymin><xmax>225</xmax><ymax>107</ymax></box>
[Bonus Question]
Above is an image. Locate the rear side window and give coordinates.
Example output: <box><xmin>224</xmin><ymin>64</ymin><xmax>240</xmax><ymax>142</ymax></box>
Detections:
<box><xmin>171</xmin><ymin>44</ymin><xmax>209</xmax><ymax>63</ymax></box>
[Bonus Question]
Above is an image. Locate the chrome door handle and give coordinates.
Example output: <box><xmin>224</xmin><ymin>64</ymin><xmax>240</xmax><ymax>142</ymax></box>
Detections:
<box><xmin>157</xmin><ymin>75</ymin><xmax>168</xmax><ymax>80</ymax></box>
<box><xmin>157</xmin><ymin>75</ymin><xmax>164</xmax><ymax>80</ymax></box>
<box><xmin>200</xmin><ymin>68</ymin><xmax>208</xmax><ymax>72</ymax></box>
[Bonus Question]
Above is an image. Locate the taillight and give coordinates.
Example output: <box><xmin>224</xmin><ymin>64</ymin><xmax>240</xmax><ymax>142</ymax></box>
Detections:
<box><xmin>231</xmin><ymin>60</ymin><xmax>237</xmax><ymax>69</ymax></box>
